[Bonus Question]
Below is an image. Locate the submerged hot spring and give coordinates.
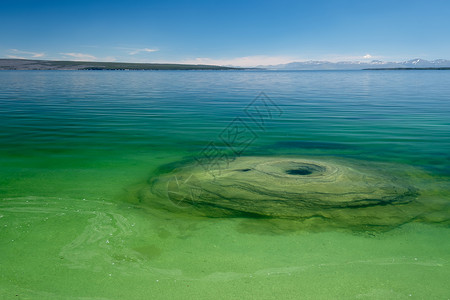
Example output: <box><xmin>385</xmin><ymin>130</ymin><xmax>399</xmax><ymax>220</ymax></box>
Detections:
<box><xmin>128</xmin><ymin>155</ymin><xmax>448</xmax><ymax>232</ymax></box>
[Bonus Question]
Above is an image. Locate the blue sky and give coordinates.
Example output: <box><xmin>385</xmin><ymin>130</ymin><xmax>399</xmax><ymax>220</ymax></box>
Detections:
<box><xmin>1</xmin><ymin>0</ymin><xmax>449</xmax><ymax>66</ymax></box>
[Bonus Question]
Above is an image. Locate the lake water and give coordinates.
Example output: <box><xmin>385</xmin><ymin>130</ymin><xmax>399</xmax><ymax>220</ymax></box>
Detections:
<box><xmin>0</xmin><ymin>70</ymin><xmax>449</xmax><ymax>299</ymax></box>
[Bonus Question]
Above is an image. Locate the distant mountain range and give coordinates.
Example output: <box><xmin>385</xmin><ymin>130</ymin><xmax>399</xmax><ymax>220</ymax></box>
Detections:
<box><xmin>260</xmin><ymin>59</ymin><xmax>450</xmax><ymax>70</ymax></box>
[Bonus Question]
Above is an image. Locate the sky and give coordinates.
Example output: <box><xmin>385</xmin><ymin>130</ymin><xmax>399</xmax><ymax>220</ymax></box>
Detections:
<box><xmin>1</xmin><ymin>0</ymin><xmax>450</xmax><ymax>66</ymax></box>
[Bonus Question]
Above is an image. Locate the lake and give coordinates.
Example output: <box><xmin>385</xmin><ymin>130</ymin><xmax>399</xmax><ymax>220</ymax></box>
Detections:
<box><xmin>0</xmin><ymin>70</ymin><xmax>449</xmax><ymax>299</ymax></box>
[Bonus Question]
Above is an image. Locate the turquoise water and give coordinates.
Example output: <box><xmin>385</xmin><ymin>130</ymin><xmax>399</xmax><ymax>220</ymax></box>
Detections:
<box><xmin>0</xmin><ymin>70</ymin><xmax>449</xmax><ymax>299</ymax></box>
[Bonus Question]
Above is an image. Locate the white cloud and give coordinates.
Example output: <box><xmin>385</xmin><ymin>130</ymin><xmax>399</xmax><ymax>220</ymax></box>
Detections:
<box><xmin>179</xmin><ymin>55</ymin><xmax>297</xmax><ymax>67</ymax></box>
<box><xmin>9</xmin><ymin>49</ymin><xmax>45</xmax><ymax>58</ymax></box>
<box><xmin>102</xmin><ymin>56</ymin><xmax>117</xmax><ymax>62</ymax></box>
<box><xmin>6</xmin><ymin>55</ymin><xmax>27</xmax><ymax>59</ymax></box>
<box><xmin>129</xmin><ymin>48</ymin><xmax>158</xmax><ymax>55</ymax></box>
<box><xmin>59</xmin><ymin>52</ymin><xmax>97</xmax><ymax>61</ymax></box>
<box><xmin>313</xmin><ymin>53</ymin><xmax>383</xmax><ymax>62</ymax></box>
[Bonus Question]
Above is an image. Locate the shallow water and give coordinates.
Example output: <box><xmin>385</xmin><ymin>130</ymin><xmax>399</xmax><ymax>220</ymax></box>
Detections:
<box><xmin>0</xmin><ymin>70</ymin><xmax>449</xmax><ymax>299</ymax></box>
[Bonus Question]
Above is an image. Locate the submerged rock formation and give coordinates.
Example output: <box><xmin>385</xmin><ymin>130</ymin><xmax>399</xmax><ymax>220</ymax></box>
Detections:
<box><xmin>140</xmin><ymin>156</ymin><xmax>428</xmax><ymax>230</ymax></box>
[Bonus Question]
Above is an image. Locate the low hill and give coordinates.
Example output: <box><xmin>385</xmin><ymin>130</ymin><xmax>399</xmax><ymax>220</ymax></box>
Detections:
<box><xmin>0</xmin><ymin>59</ymin><xmax>238</xmax><ymax>70</ymax></box>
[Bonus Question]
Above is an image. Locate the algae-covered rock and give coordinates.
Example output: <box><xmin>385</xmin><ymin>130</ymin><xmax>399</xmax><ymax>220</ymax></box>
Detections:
<box><xmin>140</xmin><ymin>156</ymin><xmax>426</xmax><ymax>230</ymax></box>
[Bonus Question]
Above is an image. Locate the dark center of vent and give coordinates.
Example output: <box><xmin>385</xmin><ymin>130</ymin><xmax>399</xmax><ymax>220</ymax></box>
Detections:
<box><xmin>285</xmin><ymin>168</ymin><xmax>313</xmax><ymax>175</ymax></box>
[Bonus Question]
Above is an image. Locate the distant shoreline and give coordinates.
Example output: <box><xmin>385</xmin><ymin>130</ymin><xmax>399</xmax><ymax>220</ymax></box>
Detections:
<box><xmin>364</xmin><ymin>67</ymin><xmax>450</xmax><ymax>70</ymax></box>
<box><xmin>0</xmin><ymin>58</ymin><xmax>241</xmax><ymax>71</ymax></box>
<box><xmin>3</xmin><ymin>58</ymin><xmax>450</xmax><ymax>71</ymax></box>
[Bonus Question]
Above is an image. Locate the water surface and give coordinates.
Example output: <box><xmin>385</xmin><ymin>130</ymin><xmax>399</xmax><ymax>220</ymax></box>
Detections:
<box><xmin>0</xmin><ymin>70</ymin><xmax>449</xmax><ymax>299</ymax></box>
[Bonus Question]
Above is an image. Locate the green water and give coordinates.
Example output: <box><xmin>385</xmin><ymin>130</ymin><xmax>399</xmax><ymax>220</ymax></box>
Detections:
<box><xmin>0</xmin><ymin>70</ymin><xmax>449</xmax><ymax>299</ymax></box>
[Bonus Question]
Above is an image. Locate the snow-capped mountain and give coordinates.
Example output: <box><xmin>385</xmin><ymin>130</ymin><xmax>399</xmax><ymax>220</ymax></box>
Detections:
<box><xmin>260</xmin><ymin>59</ymin><xmax>450</xmax><ymax>70</ymax></box>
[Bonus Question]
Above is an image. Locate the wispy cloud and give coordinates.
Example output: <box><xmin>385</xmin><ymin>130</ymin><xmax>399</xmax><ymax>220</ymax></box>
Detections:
<box><xmin>6</xmin><ymin>55</ymin><xmax>27</xmax><ymax>59</ymax></box>
<box><xmin>179</xmin><ymin>55</ymin><xmax>297</xmax><ymax>67</ymax></box>
<box><xmin>9</xmin><ymin>49</ymin><xmax>45</xmax><ymax>58</ymax></box>
<box><xmin>317</xmin><ymin>53</ymin><xmax>383</xmax><ymax>62</ymax></box>
<box><xmin>59</xmin><ymin>52</ymin><xmax>97</xmax><ymax>61</ymax></box>
<box><xmin>128</xmin><ymin>48</ymin><xmax>158</xmax><ymax>55</ymax></box>
<box><xmin>102</xmin><ymin>56</ymin><xmax>117</xmax><ymax>62</ymax></box>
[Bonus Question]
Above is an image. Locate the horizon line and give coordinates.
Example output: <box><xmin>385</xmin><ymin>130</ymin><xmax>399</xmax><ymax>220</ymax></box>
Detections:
<box><xmin>2</xmin><ymin>57</ymin><xmax>450</xmax><ymax>66</ymax></box>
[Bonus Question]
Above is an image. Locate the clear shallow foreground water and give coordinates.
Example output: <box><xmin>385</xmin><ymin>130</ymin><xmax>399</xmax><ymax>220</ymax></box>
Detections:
<box><xmin>0</xmin><ymin>70</ymin><xmax>449</xmax><ymax>299</ymax></box>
